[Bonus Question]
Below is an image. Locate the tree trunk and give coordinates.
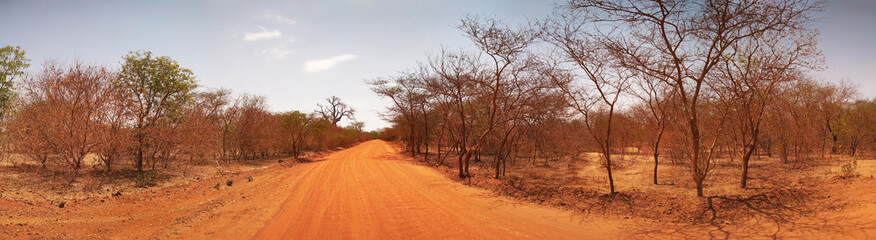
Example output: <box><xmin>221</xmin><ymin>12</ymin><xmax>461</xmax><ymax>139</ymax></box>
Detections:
<box><xmin>459</xmin><ymin>148</ymin><xmax>474</xmax><ymax>178</ymax></box>
<box><xmin>653</xmin><ymin>151</ymin><xmax>660</xmax><ymax>185</ymax></box>
<box><xmin>136</xmin><ymin>141</ymin><xmax>144</xmax><ymax>171</ymax></box>
<box><xmin>653</xmin><ymin>124</ymin><xmax>665</xmax><ymax>185</ymax></box>
<box><xmin>457</xmin><ymin>149</ymin><xmax>467</xmax><ymax>178</ymax></box>
<box><xmin>740</xmin><ymin>143</ymin><xmax>756</xmax><ymax>188</ymax></box>
<box><xmin>495</xmin><ymin>153</ymin><xmax>502</xmax><ymax>179</ymax></box>
<box><xmin>741</xmin><ymin>126</ymin><xmax>760</xmax><ymax>188</ymax></box>
<box><xmin>690</xmin><ymin>116</ymin><xmax>704</xmax><ymax>197</ymax></box>
<box><xmin>409</xmin><ymin>125</ymin><xmax>416</xmax><ymax>158</ymax></box>
<box><xmin>604</xmin><ymin>148</ymin><xmax>616</xmax><ymax>194</ymax></box>
<box><xmin>423</xmin><ymin>106</ymin><xmax>429</xmax><ymax>163</ymax></box>
<box><xmin>780</xmin><ymin>141</ymin><xmax>789</xmax><ymax>163</ymax></box>
<box><xmin>502</xmin><ymin>154</ymin><xmax>507</xmax><ymax>177</ymax></box>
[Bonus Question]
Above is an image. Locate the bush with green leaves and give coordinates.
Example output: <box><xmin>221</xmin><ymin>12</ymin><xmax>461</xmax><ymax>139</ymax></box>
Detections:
<box><xmin>133</xmin><ymin>171</ymin><xmax>159</xmax><ymax>188</ymax></box>
<box><xmin>839</xmin><ymin>161</ymin><xmax>859</xmax><ymax>178</ymax></box>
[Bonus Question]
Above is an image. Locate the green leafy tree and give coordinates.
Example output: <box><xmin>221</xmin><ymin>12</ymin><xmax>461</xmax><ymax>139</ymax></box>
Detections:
<box><xmin>279</xmin><ymin>111</ymin><xmax>314</xmax><ymax>158</ymax></box>
<box><xmin>0</xmin><ymin>46</ymin><xmax>30</xmax><ymax>118</ymax></box>
<box><xmin>117</xmin><ymin>50</ymin><xmax>197</xmax><ymax>171</ymax></box>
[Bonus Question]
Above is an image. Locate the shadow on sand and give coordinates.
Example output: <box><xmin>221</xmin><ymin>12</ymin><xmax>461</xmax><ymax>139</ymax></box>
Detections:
<box><xmin>623</xmin><ymin>188</ymin><xmax>876</xmax><ymax>239</ymax></box>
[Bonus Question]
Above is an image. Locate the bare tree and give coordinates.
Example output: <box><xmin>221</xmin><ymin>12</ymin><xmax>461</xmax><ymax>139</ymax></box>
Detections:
<box><xmin>15</xmin><ymin>61</ymin><xmax>115</xmax><ymax>173</ymax></box>
<box><xmin>842</xmin><ymin>99</ymin><xmax>876</xmax><ymax>157</ymax></box>
<box><xmin>368</xmin><ymin>74</ymin><xmax>429</xmax><ymax>158</ymax></box>
<box><xmin>567</xmin><ymin>0</ymin><xmax>824</xmax><ymax>196</ymax></box>
<box><xmin>715</xmin><ymin>28</ymin><xmax>821</xmax><ymax>188</ymax></box>
<box><xmin>422</xmin><ymin>16</ymin><xmax>539</xmax><ymax>179</ymax></box>
<box><xmin>228</xmin><ymin>94</ymin><xmax>283</xmax><ymax>160</ymax></box>
<box><xmin>631</xmin><ymin>74</ymin><xmax>676</xmax><ymax>185</ymax></box>
<box><xmin>542</xmin><ymin>11</ymin><xmax>634</xmax><ymax>194</ymax></box>
<box><xmin>94</xmin><ymin>88</ymin><xmax>131</xmax><ymax>172</ymax></box>
<box><xmin>765</xmin><ymin>79</ymin><xmax>852</xmax><ymax>163</ymax></box>
<box><xmin>190</xmin><ymin>88</ymin><xmax>232</xmax><ymax>160</ymax></box>
<box><xmin>317</xmin><ymin>96</ymin><xmax>355</xmax><ymax>126</ymax></box>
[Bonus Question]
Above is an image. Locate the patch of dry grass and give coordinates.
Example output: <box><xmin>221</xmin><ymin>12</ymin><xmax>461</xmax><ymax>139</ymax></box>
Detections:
<box><xmin>414</xmin><ymin>147</ymin><xmax>875</xmax><ymax>226</ymax></box>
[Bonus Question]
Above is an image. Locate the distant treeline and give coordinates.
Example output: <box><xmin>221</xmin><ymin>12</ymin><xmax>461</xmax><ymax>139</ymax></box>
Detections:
<box><xmin>0</xmin><ymin>47</ymin><xmax>371</xmax><ymax>174</ymax></box>
<box><xmin>370</xmin><ymin>0</ymin><xmax>876</xmax><ymax>197</ymax></box>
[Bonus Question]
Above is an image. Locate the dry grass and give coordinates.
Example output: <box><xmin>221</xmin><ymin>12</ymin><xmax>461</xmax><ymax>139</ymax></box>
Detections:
<box><xmin>0</xmin><ymin>152</ymin><xmax>329</xmax><ymax>203</ymax></box>
<box><xmin>412</xmin><ymin>145</ymin><xmax>876</xmax><ymax>229</ymax></box>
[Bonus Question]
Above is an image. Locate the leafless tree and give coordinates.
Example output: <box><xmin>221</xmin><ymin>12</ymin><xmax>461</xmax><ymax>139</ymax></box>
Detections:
<box><xmin>422</xmin><ymin>16</ymin><xmax>540</xmax><ymax>179</ymax></box>
<box><xmin>543</xmin><ymin>11</ymin><xmax>634</xmax><ymax>194</ymax></box>
<box><xmin>715</xmin><ymin>28</ymin><xmax>821</xmax><ymax>188</ymax></box>
<box><xmin>566</xmin><ymin>0</ymin><xmax>825</xmax><ymax>196</ymax></box>
<box><xmin>15</xmin><ymin>61</ymin><xmax>115</xmax><ymax>173</ymax></box>
<box><xmin>317</xmin><ymin>96</ymin><xmax>355</xmax><ymax>126</ymax></box>
<box><xmin>841</xmin><ymin>99</ymin><xmax>876</xmax><ymax>157</ymax></box>
<box><xmin>368</xmin><ymin>74</ymin><xmax>429</xmax><ymax>158</ymax></box>
<box><xmin>631</xmin><ymin>74</ymin><xmax>676</xmax><ymax>185</ymax></box>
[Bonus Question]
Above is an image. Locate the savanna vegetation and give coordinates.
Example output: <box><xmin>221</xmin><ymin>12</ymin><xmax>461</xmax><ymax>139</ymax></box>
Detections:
<box><xmin>370</xmin><ymin>0</ymin><xmax>876</xmax><ymax>229</ymax></box>
<box><xmin>0</xmin><ymin>48</ymin><xmax>371</xmax><ymax>196</ymax></box>
<box><xmin>1</xmin><ymin>0</ymin><xmax>874</xmax><ymax>238</ymax></box>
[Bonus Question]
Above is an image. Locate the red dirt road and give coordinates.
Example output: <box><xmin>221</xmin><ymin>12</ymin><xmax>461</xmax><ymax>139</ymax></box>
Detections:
<box><xmin>4</xmin><ymin>140</ymin><xmax>876</xmax><ymax>239</ymax></box>
<box><xmin>251</xmin><ymin>140</ymin><xmax>614</xmax><ymax>239</ymax></box>
<box><xmin>0</xmin><ymin>140</ymin><xmax>616</xmax><ymax>239</ymax></box>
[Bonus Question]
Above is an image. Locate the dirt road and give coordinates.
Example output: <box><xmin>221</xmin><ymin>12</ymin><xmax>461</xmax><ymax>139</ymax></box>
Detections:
<box><xmin>3</xmin><ymin>140</ymin><xmax>876</xmax><ymax>239</ymax></box>
<box><xmin>0</xmin><ymin>140</ymin><xmax>617</xmax><ymax>239</ymax></box>
<box><xmin>8</xmin><ymin>139</ymin><xmax>873</xmax><ymax>239</ymax></box>
<box><xmin>249</xmin><ymin>140</ymin><xmax>614</xmax><ymax>240</ymax></box>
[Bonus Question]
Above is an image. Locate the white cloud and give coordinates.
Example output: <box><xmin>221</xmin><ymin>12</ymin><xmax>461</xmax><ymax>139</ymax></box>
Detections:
<box><xmin>304</xmin><ymin>54</ymin><xmax>358</xmax><ymax>73</ymax></box>
<box><xmin>262</xmin><ymin>46</ymin><xmax>291</xmax><ymax>59</ymax></box>
<box><xmin>265</xmin><ymin>12</ymin><xmax>296</xmax><ymax>25</ymax></box>
<box><xmin>243</xmin><ymin>28</ymin><xmax>283</xmax><ymax>41</ymax></box>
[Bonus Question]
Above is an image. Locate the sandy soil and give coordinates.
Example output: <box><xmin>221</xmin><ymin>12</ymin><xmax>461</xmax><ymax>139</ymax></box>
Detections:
<box><xmin>428</xmin><ymin>146</ymin><xmax>876</xmax><ymax>239</ymax></box>
<box><xmin>0</xmin><ymin>140</ymin><xmax>622</xmax><ymax>239</ymax></box>
<box><xmin>1</xmin><ymin>140</ymin><xmax>874</xmax><ymax>239</ymax></box>
<box><xmin>0</xmin><ymin>152</ymin><xmax>288</xmax><ymax>202</ymax></box>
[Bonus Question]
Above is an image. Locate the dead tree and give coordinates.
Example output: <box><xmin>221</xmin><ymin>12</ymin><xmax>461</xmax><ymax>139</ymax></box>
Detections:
<box><xmin>543</xmin><ymin>12</ymin><xmax>633</xmax><ymax>194</ymax></box>
<box><xmin>368</xmin><ymin>74</ymin><xmax>428</xmax><ymax>158</ymax></box>
<box><xmin>317</xmin><ymin>96</ymin><xmax>355</xmax><ymax>126</ymax></box>
<box><xmin>567</xmin><ymin>0</ymin><xmax>825</xmax><ymax>196</ymax></box>
<box><xmin>632</xmin><ymin>74</ymin><xmax>676</xmax><ymax>185</ymax></box>
<box><xmin>16</xmin><ymin>61</ymin><xmax>115</xmax><ymax>173</ymax></box>
<box><xmin>423</xmin><ymin>16</ymin><xmax>539</xmax><ymax>179</ymax></box>
<box><xmin>716</xmin><ymin>29</ymin><xmax>821</xmax><ymax>188</ymax></box>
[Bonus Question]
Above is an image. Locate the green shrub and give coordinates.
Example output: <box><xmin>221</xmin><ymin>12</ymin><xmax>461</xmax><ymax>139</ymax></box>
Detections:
<box><xmin>58</xmin><ymin>202</ymin><xmax>66</xmax><ymax>208</ymax></box>
<box><xmin>212</xmin><ymin>183</ymin><xmax>221</xmax><ymax>189</ymax></box>
<box><xmin>839</xmin><ymin>160</ymin><xmax>859</xmax><ymax>178</ymax></box>
<box><xmin>133</xmin><ymin>171</ymin><xmax>159</xmax><ymax>188</ymax></box>
<box><xmin>246</xmin><ymin>176</ymin><xmax>253</xmax><ymax>182</ymax></box>
<box><xmin>226</xmin><ymin>179</ymin><xmax>234</xmax><ymax>186</ymax></box>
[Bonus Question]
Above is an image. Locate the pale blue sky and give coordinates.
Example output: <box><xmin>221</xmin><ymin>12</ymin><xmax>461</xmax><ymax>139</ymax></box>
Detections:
<box><xmin>1</xmin><ymin>0</ymin><xmax>873</xmax><ymax>130</ymax></box>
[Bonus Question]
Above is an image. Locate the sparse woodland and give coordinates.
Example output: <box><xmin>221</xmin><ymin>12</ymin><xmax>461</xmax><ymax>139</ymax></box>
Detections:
<box><xmin>0</xmin><ymin>49</ymin><xmax>371</xmax><ymax>191</ymax></box>
<box><xmin>3</xmin><ymin>1</ymin><xmax>876</xmax><ymax>239</ymax></box>
<box><xmin>0</xmin><ymin>0</ymin><xmax>875</xmax><ymax>236</ymax></box>
<box><xmin>370</xmin><ymin>0</ymin><xmax>876</xmax><ymax>221</ymax></box>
